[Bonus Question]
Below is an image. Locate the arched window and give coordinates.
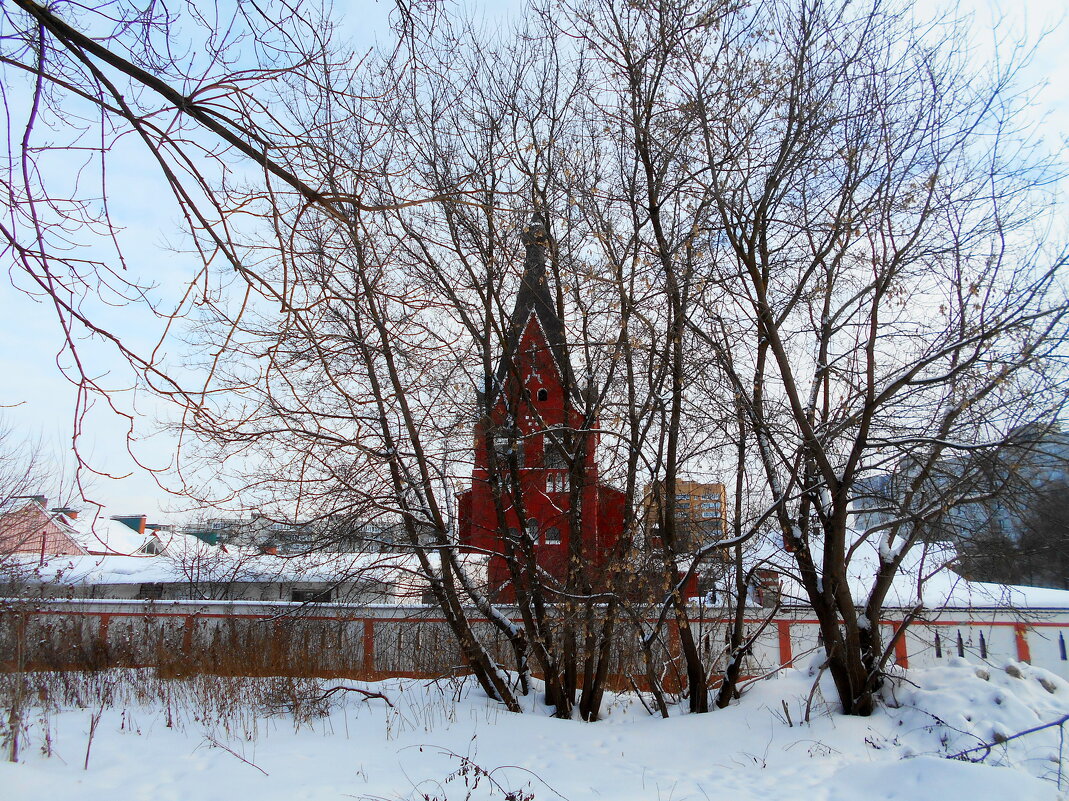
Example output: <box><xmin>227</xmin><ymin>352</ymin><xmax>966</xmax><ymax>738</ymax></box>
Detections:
<box><xmin>544</xmin><ymin>526</ymin><xmax>561</xmax><ymax>545</ymax></box>
<box><xmin>537</xmin><ymin>388</ymin><xmax>548</xmax><ymax>402</ymax></box>
<box><xmin>547</xmin><ymin>472</ymin><xmax>570</xmax><ymax>493</ymax></box>
<box><xmin>525</xmin><ymin>519</ymin><xmax>539</xmax><ymax>541</ymax></box>
<box><xmin>544</xmin><ymin>445</ymin><xmax>569</xmax><ymax>493</ymax></box>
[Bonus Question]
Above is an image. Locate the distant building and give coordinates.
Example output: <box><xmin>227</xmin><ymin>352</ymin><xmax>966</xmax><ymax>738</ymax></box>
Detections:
<box><xmin>643</xmin><ymin>479</ymin><xmax>728</xmax><ymax>552</ymax></box>
<box><xmin>640</xmin><ymin>480</ymin><xmax>729</xmax><ymax>599</ymax></box>
<box><xmin>0</xmin><ymin>497</ymin><xmax>166</xmax><ymax>559</ymax></box>
<box><xmin>0</xmin><ymin>498</ymin><xmax>87</xmax><ymax>558</ymax></box>
<box><xmin>854</xmin><ymin>423</ymin><xmax>1069</xmax><ymax>541</ymax></box>
<box><xmin>183</xmin><ymin>513</ymin><xmax>410</xmax><ymax>553</ymax></box>
<box><xmin>852</xmin><ymin>423</ymin><xmax>1069</xmax><ymax>589</ymax></box>
<box><xmin>183</xmin><ymin>514</ymin><xmax>305</xmax><ymax>549</ymax></box>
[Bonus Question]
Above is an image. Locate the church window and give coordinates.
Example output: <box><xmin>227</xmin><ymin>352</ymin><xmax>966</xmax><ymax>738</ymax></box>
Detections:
<box><xmin>537</xmin><ymin>388</ymin><xmax>548</xmax><ymax>402</ymax></box>
<box><xmin>492</xmin><ymin>432</ymin><xmax>523</xmax><ymax>467</ymax></box>
<box><xmin>544</xmin><ymin>526</ymin><xmax>561</xmax><ymax>545</ymax></box>
<box><xmin>492</xmin><ymin>435</ymin><xmax>509</xmax><ymax>459</ymax></box>
<box><xmin>544</xmin><ymin>445</ymin><xmax>567</xmax><ymax>470</ymax></box>
<box><xmin>547</xmin><ymin>472</ymin><xmax>570</xmax><ymax>493</ymax></box>
<box><xmin>525</xmin><ymin>519</ymin><xmax>539</xmax><ymax>541</ymax></box>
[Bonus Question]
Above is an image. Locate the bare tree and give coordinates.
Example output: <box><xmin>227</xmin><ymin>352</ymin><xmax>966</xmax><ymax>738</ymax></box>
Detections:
<box><xmin>0</xmin><ymin>418</ymin><xmax>84</xmax><ymax>588</ymax></box>
<box><xmin>5</xmin><ymin>0</ymin><xmax>1066</xmax><ymax>722</ymax></box>
<box><xmin>1</xmin><ymin>0</ymin><xmax>450</xmax><ymax>482</ymax></box>
<box><xmin>676</xmin><ymin>0</ymin><xmax>1069</xmax><ymax>714</ymax></box>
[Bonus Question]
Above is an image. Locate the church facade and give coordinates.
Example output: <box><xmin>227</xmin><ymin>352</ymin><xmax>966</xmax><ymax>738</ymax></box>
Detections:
<box><xmin>456</xmin><ymin>217</ymin><xmax>626</xmax><ymax>599</ymax></box>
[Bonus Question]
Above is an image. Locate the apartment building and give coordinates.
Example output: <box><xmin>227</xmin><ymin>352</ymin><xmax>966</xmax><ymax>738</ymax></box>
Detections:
<box><xmin>644</xmin><ymin>479</ymin><xmax>728</xmax><ymax>552</ymax></box>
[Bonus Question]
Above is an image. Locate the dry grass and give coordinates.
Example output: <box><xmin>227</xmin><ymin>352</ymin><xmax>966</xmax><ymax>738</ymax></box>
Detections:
<box><xmin>0</xmin><ymin>605</ymin><xmax>746</xmax><ymax>720</ymax></box>
<box><xmin>0</xmin><ymin>667</ymin><xmax>338</xmax><ymax>762</ymax></box>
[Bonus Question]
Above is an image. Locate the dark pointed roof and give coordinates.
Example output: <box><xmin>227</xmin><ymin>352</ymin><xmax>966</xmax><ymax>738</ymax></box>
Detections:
<box><xmin>495</xmin><ymin>215</ymin><xmax>577</xmax><ymax>400</ymax></box>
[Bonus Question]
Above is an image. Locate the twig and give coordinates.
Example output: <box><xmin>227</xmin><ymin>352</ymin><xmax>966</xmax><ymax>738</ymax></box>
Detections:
<box><xmin>411</xmin><ymin>744</ymin><xmax>571</xmax><ymax>801</ymax></box>
<box><xmin>1059</xmin><ymin>720</ymin><xmax>1064</xmax><ymax>790</ymax></box>
<box><xmin>946</xmin><ymin>713</ymin><xmax>1069</xmax><ymax>762</ymax></box>
<box><xmin>627</xmin><ymin>674</ymin><xmax>655</xmax><ymax>716</ymax></box>
<box><xmin>805</xmin><ymin>657</ymin><xmax>832</xmax><ymax>724</ymax></box>
<box><xmin>84</xmin><ymin>703</ymin><xmax>104</xmax><ymax>771</ymax></box>
<box><xmin>204</xmin><ymin>734</ymin><xmax>269</xmax><ymax>776</ymax></box>
<box><xmin>312</xmin><ymin>685</ymin><xmax>395</xmax><ymax>708</ymax></box>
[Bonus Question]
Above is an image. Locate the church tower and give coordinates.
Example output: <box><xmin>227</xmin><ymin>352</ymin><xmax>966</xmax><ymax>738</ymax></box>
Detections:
<box><xmin>456</xmin><ymin>216</ymin><xmax>625</xmax><ymax>599</ymax></box>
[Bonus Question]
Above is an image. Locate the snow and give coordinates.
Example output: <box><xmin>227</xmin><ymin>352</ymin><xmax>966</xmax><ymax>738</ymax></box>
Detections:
<box><xmin>17</xmin><ymin>547</ymin><xmax>435</xmax><ymax>588</ymax></box>
<box><xmin>3</xmin><ymin>659</ymin><xmax>1067</xmax><ymax>800</ymax></box>
<box><xmin>747</xmin><ymin>531</ymin><xmax>1069</xmax><ymax>611</ymax></box>
<box><xmin>69</xmin><ymin>515</ymin><xmax>156</xmax><ymax>556</ymax></box>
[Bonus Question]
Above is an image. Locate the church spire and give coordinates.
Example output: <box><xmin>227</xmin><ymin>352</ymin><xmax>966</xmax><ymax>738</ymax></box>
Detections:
<box><xmin>515</xmin><ymin>213</ymin><xmax>556</xmax><ymax>335</ymax></box>
<box><xmin>496</xmin><ymin>214</ymin><xmax>574</xmax><ymax>396</ymax></box>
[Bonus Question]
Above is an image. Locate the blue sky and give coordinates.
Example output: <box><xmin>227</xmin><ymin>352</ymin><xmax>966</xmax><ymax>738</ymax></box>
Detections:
<box><xmin>1</xmin><ymin>0</ymin><xmax>1065</xmax><ymax>522</ymax></box>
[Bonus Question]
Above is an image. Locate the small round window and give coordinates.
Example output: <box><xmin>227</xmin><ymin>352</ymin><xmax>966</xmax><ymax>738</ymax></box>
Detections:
<box><xmin>537</xmin><ymin>388</ymin><xmax>548</xmax><ymax>401</ymax></box>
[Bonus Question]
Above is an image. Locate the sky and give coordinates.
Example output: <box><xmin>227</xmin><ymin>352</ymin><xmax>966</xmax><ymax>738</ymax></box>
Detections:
<box><xmin>0</xmin><ymin>0</ymin><xmax>1066</xmax><ymax>523</ymax></box>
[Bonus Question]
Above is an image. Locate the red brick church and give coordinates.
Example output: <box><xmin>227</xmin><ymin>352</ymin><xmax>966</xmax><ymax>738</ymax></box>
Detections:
<box><xmin>456</xmin><ymin>216</ymin><xmax>626</xmax><ymax>599</ymax></box>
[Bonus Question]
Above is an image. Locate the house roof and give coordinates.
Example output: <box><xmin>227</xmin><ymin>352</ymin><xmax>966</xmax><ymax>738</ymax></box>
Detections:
<box><xmin>0</xmin><ymin>499</ymin><xmax>177</xmax><ymax>558</ymax></box>
<box><xmin>68</xmin><ymin>511</ymin><xmax>160</xmax><ymax>556</ymax></box>
<box><xmin>0</xmin><ymin>499</ymin><xmax>88</xmax><ymax>556</ymax></box>
<box><xmin>15</xmin><ymin>544</ymin><xmax>458</xmax><ymax>595</ymax></box>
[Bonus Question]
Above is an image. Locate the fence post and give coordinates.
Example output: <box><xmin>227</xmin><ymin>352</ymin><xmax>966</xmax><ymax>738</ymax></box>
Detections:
<box><xmin>97</xmin><ymin>614</ymin><xmax>112</xmax><ymax>667</ymax></box>
<box><xmin>362</xmin><ymin>619</ymin><xmax>375</xmax><ymax>676</ymax></box>
<box><xmin>1014</xmin><ymin>624</ymin><xmax>1032</xmax><ymax>664</ymax></box>
<box><xmin>182</xmin><ymin>615</ymin><xmax>195</xmax><ymax>653</ymax></box>
<box><xmin>777</xmin><ymin>620</ymin><xmax>793</xmax><ymax>668</ymax></box>
<box><xmin>894</xmin><ymin>632</ymin><xmax>909</xmax><ymax>669</ymax></box>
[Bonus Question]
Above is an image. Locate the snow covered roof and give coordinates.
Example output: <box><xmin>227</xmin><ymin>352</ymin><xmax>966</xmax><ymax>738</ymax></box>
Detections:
<box><xmin>0</xmin><ymin>499</ymin><xmax>167</xmax><ymax>557</ymax></box>
<box><xmin>17</xmin><ymin>545</ymin><xmax>438</xmax><ymax>591</ymax></box>
<box><xmin>68</xmin><ymin>511</ymin><xmax>161</xmax><ymax>556</ymax></box>
<box><xmin>0</xmin><ymin>499</ymin><xmax>88</xmax><ymax>556</ymax></box>
<box><xmin>735</xmin><ymin>530</ymin><xmax>1069</xmax><ymax>611</ymax></box>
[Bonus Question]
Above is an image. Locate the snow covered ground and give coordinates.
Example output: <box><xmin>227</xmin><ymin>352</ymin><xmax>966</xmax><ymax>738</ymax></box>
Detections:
<box><xmin>2</xmin><ymin>658</ymin><xmax>1068</xmax><ymax>801</ymax></box>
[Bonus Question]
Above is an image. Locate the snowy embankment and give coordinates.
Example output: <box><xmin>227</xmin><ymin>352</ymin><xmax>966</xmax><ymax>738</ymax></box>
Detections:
<box><xmin>2</xmin><ymin>658</ymin><xmax>1067</xmax><ymax>801</ymax></box>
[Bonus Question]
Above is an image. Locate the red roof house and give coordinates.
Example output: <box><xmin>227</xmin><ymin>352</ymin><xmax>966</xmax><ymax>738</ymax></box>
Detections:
<box><xmin>0</xmin><ymin>498</ymin><xmax>88</xmax><ymax>559</ymax></box>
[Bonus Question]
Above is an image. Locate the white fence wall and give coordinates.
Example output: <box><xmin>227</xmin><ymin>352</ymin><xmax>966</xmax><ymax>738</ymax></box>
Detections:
<box><xmin>3</xmin><ymin>598</ymin><xmax>1067</xmax><ymax>680</ymax></box>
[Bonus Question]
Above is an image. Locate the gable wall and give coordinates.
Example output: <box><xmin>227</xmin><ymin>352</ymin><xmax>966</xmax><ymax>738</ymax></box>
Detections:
<box><xmin>0</xmin><ymin>506</ymin><xmax>86</xmax><ymax>556</ymax></box>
